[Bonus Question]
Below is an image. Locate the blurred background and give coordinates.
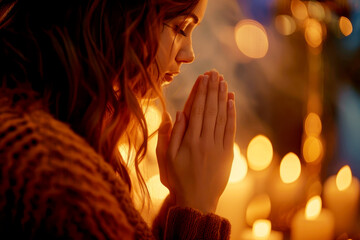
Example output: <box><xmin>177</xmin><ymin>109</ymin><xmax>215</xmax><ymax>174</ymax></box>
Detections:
<box><xmin>125</xmin><ymin>0</ymin><xmax>360</xmax><ymax>239</ymax></box>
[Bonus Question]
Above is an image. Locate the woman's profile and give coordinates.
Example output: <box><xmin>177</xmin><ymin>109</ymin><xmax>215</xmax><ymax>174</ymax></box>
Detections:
<box><xmin>0</xmin><ymin>0</ymin><xmax>236</xmax><ymax>239</ymax></box>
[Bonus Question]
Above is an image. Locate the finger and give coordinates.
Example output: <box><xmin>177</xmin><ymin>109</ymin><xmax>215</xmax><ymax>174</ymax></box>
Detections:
<box><xmin>183</xmin><ymin>76</ymin><xmax>201</xmax><ymax>122</ymax></box>
<box><xmin>187</xmin><ymin>75</ymin><xmax>208</xmax><ymax>138</ymax></box>
<box><xmin>224</xmin><ymin>92</ymin><xmax>236</xmax><ymax>150</ymax></box>
<box><xmin>167</xmin><ymin>111</ymin><xmax>187</xmax><ymax>158</ymax></box>
<box><xmin>201</xmin><ymin>71</ymin><xmax>219</xmax><ymax>139</ymax></box>
<box><xmin>214</xmin><ymin>79</ymin><xmax>228</xmax><ymax>145</ymax></box>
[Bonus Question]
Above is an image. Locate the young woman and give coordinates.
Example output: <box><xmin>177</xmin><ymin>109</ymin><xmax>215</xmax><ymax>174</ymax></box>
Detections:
<box><xmin>0</xmin><ymin>0</ymin><xmax>236</xmax><ymax>239</ymax></box>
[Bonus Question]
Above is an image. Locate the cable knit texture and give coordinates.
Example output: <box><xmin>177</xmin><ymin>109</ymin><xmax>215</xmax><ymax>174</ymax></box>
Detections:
<box><xmin>0</xmin><ymin>91</ymin><xmax>231</xmax><ymax>240</ymax></box>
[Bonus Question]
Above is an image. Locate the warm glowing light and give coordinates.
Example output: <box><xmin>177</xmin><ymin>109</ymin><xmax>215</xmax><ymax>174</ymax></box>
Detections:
<box><xmin>305</xmin><ymin>19</ymin><xmax>323</xmax><ymax>48</ymax></box>
<box><xmin>339</xmin><ymin>16</ymin><xmax>353</xmax><ymax>37</ymax></box>
<box><xmin>143</xmin><ymin>105</ymin><xmax>162</xmax><ymax>135</ymax></box>
<box><xmin>246</xmin><ymin>194</ymin><xmax>271</xmax><ymax>226</ymax></box>
<box><xmin>336</xmin><ymin>165</ymin><xmax>352</xmax><ymax>191</ymax></box>
<box><xmin>119</xmin><ymin>144</ymin><xmax>136</xmax><ymax>162</ymax></box>
<box><xmin>291</xmin><ymin>0</ymin><xmax>308</xmax><ymax>21</ymax></box>
<box><xmin>146</xmin><ymin>174</ymin><xmax>169</xmax><ymax>200</ymax></box>
<box><xmin>229</xmin><ymin>143</ymin><xmax>248</xmax><ymax>183</ymax></box>
<box><xmin>307</xmin><ymin>1</ymin><xmax>325</xmax><ymax>21</ymax></box>
<box><xmin>280</xmin><ymin>152</ymin><xmax>301</xmax><ymax>184</ymax></box>
<box><xmin>275</xmin><ymin>15</ymin><xmax>296</xmax><ymax>36</ymax></box>
<box><xmin>234</xmin><ymin>19</ymin><xmax>269</xmax><ymax>59</ymax></box>
<box><xmin>305</xmin><ymin>196</ymin><xmax>322</xmax><ymax>220</ymax></box>
<box><xmin>247</xmin><ymin>135</ymin><xmax>273</xmax><ymax>171</ymax></box>
<box><xmin>252</xmin><ymin>219</ymin><xmax>271</xmax><ymax>238</ymax></box>
<box><xmin>304</xmin><ymin>112</ymin><xmax>322</xmax><ymax>136</ymax></box>
<box><xmin>303</xmin><ymin>136</ymin><xmax>323</xmax><ymax>163</ymax></box>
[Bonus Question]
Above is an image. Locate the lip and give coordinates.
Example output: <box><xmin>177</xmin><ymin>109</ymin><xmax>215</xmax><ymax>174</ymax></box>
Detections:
<box><xmin>163</xmin><ymin>72</ymin><xmax>179</xmax><ymax>83</ymax></box>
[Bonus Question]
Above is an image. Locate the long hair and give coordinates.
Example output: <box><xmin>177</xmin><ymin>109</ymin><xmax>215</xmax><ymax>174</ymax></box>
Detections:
<box><xmin>0</xmin><ymin>0</ymin><xmax>199</xmax><ymax>198</ymax></box>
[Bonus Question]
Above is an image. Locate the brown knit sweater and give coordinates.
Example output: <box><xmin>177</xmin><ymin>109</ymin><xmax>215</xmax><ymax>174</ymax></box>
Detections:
<box><xmin>0</xmin><ymin>92</ymin><xmax>231</xmax><ymax>239</ymax></box>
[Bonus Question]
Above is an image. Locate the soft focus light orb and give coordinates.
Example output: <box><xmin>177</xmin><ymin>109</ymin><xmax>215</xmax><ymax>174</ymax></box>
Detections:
<box><xmin>307</xmin><ymin>1</ymin><xmax>325</xmax><ymax>21</ymax></box>
<box><xmin>339</xmin><ymin>16</ymin><xmax>353</xmax><ymax>37</ymax></box>
<box><xmin>280</xmin><ymin>152</ymin><xmax>301</xmax><ymax>184</ymax></box>
<box><xmin>336</xmin><ymin>165</ymin><xmax>352</xmax><ymax>191</ymax></box>
<box><xmin>229</xmin><ymin>143</ymin><xmax>248</xmax><ymax>183</ymax></box>
<box><xmin>305</xmin><ymin>195</ymin><xmax>322</xmax><ymax>220</ymax></box>
<box><xmin>303</xmin><ymin>136</ymin><xmax>323</xmax><ymax>163</ymax></box>
<box><xmin>234</xmin><ymin>19</ymin><xmax>269</xmax><ymax>59</ymax></box>
<box><xmin>246</xmin><ymin>194</ymin><xmax>271</xmax><ymax>226</ymax></box>
<box><xmin>146</xmin><ymin>174</ymin><xmax>169</xmax><ymax>200</ymax></box>
<box><xmin>275</xmin><ymin>15</ymin><xmax>296</xmax><ymax>36</ymax></box>
<box><xmin>305</xmin><ymin>112</ymin><xmax>322</xmax><ymax>137</ymax></box>
<box><xmin>291</xmin><ymin>0</ymin><xmax>308</xmax><ymax>21</ymax></box>
<box><xmin>305</xmin><ymin>19</ymin><xmax>323</xmax><ymax>48</ymax></box>
<box><xmin>247</xmin><ymin>135</ymin><xmax>273</xmax><ymax>171</ymax></box>
<box><xmin>252</xmin><ymin>219</ymin><xmax>271</xmax><ymax>238</ymax></box>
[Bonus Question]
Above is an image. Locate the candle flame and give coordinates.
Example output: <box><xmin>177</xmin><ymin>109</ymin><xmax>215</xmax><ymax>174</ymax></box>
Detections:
<box><xmin>305</xmin><ymin>196</ymin><xmax>322</xmax><ymax>220</ymax></box>
<box><xmin>336</xmin><ymin>165</ymin><xmax>352</xmax><ymax>191</ymax></box>
<box><xmin>339</xmin><ymin>16</ymin><xmax>353</xmax><ymax>37</ymax></box>
<box><xmin>247</xmin><ymin>135</ymin><xmax>273</xmax><ymax>171</ymax></box>
<box><xmin>280</xmin><ymin>152</ymin><xmax>301</xmax><ymax>184</ymax></box>
<box><xmin>146</xmin><ymin>174</ymin><xmax>169</xmax><ymax>200</ymax></box>
<box><xmin>252</xmin><ymin>219</ymin><xmax>271</xmax><ymax>238</ymax></box>
<box><xmin>229</xmin><ymin>143</ymin><xmax>248</xmax><ymax>183</ymax></box>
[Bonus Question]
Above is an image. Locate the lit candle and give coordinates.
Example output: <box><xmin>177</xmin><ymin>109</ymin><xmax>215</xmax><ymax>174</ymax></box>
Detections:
<box><xmin>241</xmin><ymin>219</ymin><xmax>283</xmax><ymax>240</ymax></box>
<box><xmin>291</xmin><ymin>196</ymin><xmax>335</xmax><ymax>240</ymax></box>
<box><xmin>323</xmin><ymin>165</ymin><xmax>360</xmax><ymax>236</ymax></box>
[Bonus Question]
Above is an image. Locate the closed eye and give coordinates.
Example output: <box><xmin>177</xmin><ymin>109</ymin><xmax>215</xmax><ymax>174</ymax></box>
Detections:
<box><xmin>164</xmin><ymin>23</ymin><xmax>187</xmax><ymax>37</ymax></box>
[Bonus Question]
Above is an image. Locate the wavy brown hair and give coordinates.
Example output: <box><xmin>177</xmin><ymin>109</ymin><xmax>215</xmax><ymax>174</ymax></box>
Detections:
<box><xmin>0</xmin><ymin>0</ymin><xmax>199</xmax><ymax>198</ymax></box>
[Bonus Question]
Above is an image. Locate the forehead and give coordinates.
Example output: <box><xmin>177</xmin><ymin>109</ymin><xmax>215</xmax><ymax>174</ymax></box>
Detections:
<box><xmin>191</xmin><ymin>0</ymin><xmax>207</xmax><ymax>23</ymax></box>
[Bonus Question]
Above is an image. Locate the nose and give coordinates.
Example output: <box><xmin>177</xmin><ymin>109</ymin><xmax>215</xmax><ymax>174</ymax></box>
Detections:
<box><xmin>175</xmin><ymin>38</ymin><xmax>195</xmax><ymax>64</ymax></box>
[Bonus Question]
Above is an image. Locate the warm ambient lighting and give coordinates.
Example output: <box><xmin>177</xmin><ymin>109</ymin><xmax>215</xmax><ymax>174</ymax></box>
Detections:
<box><xmin>275</xmin><ymin>15</ymin><xmax>296</xmax><ymax>36</ymax></box>
<box><xmin>246</xmin><ymin>194</ymin><xmax>271</xmax><ymax>226</ymax></box>
<box><xmin>305</xmin><ymin>196</ymin><xmax>322</xmax><ymax>220</ymax></box>
<box><xmin>304</xmin><ymin>112</ymin><xmax>322</xmax><ymax>137</ymax></box>
<box><xmin>229</xmin><ymin>143</ymin><xmax>248</xmax><ymax>183</ymax></box>
<box><xmin>253</xmin><ymin>219</ymin><xmax>271</xmax><ymax>238</ymax></box>
<box><xmin>307</xmin><ymin>1</ymin><xmax>325</xmax><ymax>21</ymax></box>
<box><xmin>280</xmin><ymin>152</ymin><xmax>301</xmax><ymax>184</ymax></box>
<box><xmin>305</xmin><ymin>18</ymin><xmax>323</xmax><ymax>48</ymax></box>
<box><xmin>143</xmin><ymin>105</ymin><xmax>162</xmax><ymax>135</ymax></box>
<box><xmin>118</xmin><ymin>144</ymin><xmax>136</xmax><ymax>162</ymax></box>
<box><xmin>234</xmin><ymin>19</ymin><xmax>269</xmax><ymax>59</ymax></box>
<box><xmin>339</xmin><ymin>16</ymin><xmax>353</xmax><ymax>37</ymax></box>
<box><xmin>303</xmin><ymin>136</ymin><xmax>323</xmax><ymax>163</ymax></box>
<box><xmin>146</xmin><ymin>174</ymin><xmax>169</xmax><ymax>200</ymax></box>
<box><xmin>291</xmin><ymin>0</ymin><xmax>308</xmax><ymax>21</ymax></box>
<box><xmin>336</xmin><ymin>165</ymin><xmax>352</xmax><ymax>191</ymax></box>
<box><xmin>247</xmin><ymin>135</ymin><xmax>273</xmax><ymax>171</ymax></box>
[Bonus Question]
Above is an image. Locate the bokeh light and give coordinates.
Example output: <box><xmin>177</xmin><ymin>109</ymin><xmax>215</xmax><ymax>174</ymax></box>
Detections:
<box><xmin>291</xmin><ymin>0</ymin><xmax>308</xmax><ymax>21</ymax></box>
<box><xmin>305</xmin><ymin>196</ymin><xmax>322</xmax><ymax>220</ymax></box>
<box><xmin>339</xmin><ymin>16</ymin><xmax>353</xmax><ymax>37</ymax></box>
<box><xmin>275</xmin><ymin>15</ymin><xmax>296</xmax><ymax>36</ymax></box>
<box><xmin>246</xmin><ymin>194</ymin><xmax>271</xmax><ymax>226</ymax></box>
<box><xmin>229</xmin><ymin>143</ymin><xmax>248</xmax><ymax>183</ymax></box>
<box><xmin>280</xmin><ymin>152</ymin><xmax>301</xmax><ymax>184</ymax></box>
<box><xmin>307</xmin><ymin>1</ymin><xmax>325</xmax><ymax>21</ymax></box>
<box><xmin>253</xmin><ymin>219</ymin><xmax>271</xmax><ymax>238</ymax></box>
<box><xmin>234</xmin><ymin>19</ymin><xmax>269</xmax><ymax>59</ymax></box>
<box><xmin>304</xmin><ymin>112</ymin><xmax>322</xmax><ymax>137</ymax></box>
<box><xmin>336</xmin><ymin>165</ymin><xmax>352</xmax><ymax>191</ymax></box>
<box><xmin>247</xmin><ymin>135</ymin><xmax>273</xmax><ymax>171</ymax></box>
<box><xmin>303</xmin><ymin>136</ymin><xmax>323</xmax><ymax>163</ymax></box>
<box><xmin>305</xmin><ymin>18</ymin><xmax>323</xmax><ymax>48</ymax></box>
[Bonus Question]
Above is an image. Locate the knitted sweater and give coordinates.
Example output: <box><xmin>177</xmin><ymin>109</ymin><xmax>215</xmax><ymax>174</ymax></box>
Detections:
<box><xmin>0</xmin><ymin>92</ymin><xmax>231</xmax><ymax>239</ymax></box>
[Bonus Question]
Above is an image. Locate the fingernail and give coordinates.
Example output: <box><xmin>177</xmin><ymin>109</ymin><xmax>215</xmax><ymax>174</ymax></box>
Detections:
<box><xmin>203</xmin><ymin>75</ymin><xmax>209</xmax><ymax>86</ymax></box>
<box><xmin>219</xmin><ymin>75</ymin><xmax>224</xmax><ymax>81</ymax></box>
<box><xmin>176</xmin><ymin>111</ymin><xmax>182</xmax><ymax>122</ymax></box>
<box><xmin>220</xmin><ymin>81</ymin><xmax>226</xmax><ymax>92</ymax></box>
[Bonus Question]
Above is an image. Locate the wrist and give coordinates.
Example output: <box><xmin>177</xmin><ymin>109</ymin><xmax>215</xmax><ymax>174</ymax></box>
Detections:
<box><xmin>173</xmin><ymin>193</ymin><xmax>218</xmax><ymax>214</ymax></box>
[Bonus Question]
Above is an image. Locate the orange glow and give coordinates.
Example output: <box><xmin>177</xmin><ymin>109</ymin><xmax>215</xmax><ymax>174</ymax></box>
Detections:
<box><xmin>246</xmin><ymin>194</ymin><xmax>271</xmax><ymax>226</ymax></box>
<box><xmin>305</xmin><ymin>19</ymin><xmax>323</xmax><ymax>48</ymax></box>
<box><xmin>307</xmin><ymin>1</ymin><xmax>325</xmax><ymax>21</ymax></box>
<box><xmin>304</xmin><ymin>112</ymin><xmax>322</xmax><ymax>137</ymax></box>
<box><xmin>339</xmin><ymin>16</ymin><xmax>353</xmax><ymax>37</ymax></box>
<box><xmin>143</xmin><ymin>105</ymin><xmax>162</xmax><ymax>135</ymax></box>
<box><xmin>253</xmin><ymin>219</ymin><xmax>271</xmax><ymax>238</ymax></box>
<box><xmin>146</xmin><ymin>174</ymin><xmax>169</xmax><ymax>200</ymax></box>
<box><xmin>229</xmin><ymin>143</ymin><xmax>248</xmax><ymax>183</ymax></box>
<box><xmin>247</xmin><ymin>135</ymin><xmax>273</xmax><ymax>171</ymax></box>
<box><xmin>234</xmin><ymin>19</ymin><xmax>269</xmax><ymax>59</ymax></box>
<box><xmin>280</xmin><ymin>152</ymin><xmax>301</xmax><ymax>184</ymax></box>
<box><xmin>303</xmin><ymin>136</ymin><xmax>323</xmax><ymax>163</ymax></box>
<box><xmin>291</xmin><ymin>0</ymin><xmax>308</xmax><ymax>21</ymax></box>
<box><xmin>275</xmin><ymin>15</ymin><xmax>296</xmax><ymax>36</ymax></box>
<box><xmin>305</xmin><ymin>196</ymin><xmax>322</xmax><ymax>220</ymax></box>
<box><xmin>336</xmin><ymin>165</ymin><xmax>352</xmax><ymax>191</ymax></box>
<box><xmin>118</xmin><ymin>144</ymin><xmax>136</xmax><ymax>162</ymax></box>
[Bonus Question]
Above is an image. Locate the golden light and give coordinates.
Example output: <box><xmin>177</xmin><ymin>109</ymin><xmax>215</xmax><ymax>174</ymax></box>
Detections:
<box><xmin>280</xmin><ymin>152</ymin><xmax>301</xmax><ymax>184</ymax></box>
<box><xmin>303</xmin><ymin>136</ymin><xmax>323</xmax><ymax>163</ymax></box>
<box><xmin>146</xmin><ymin>174</ymin><xmax>169</xmax><ymax>200</ymax></box>
<box><xmin>305</xmin><ymin>195</ymin><xmax>322</xmax><ymax>220</ymax></box>
<box><xmin>247</xmin><ymin>135</ymin><xmax>273</xmax><ymax>171</ymax></box>
<box><xmin>305</xmin><ymin>18</ymin><xmax>323</xmax><ymax>48</ymax></box>
<box><xmin>118</xmin><ymin>144</ymin><xmax>136</xmax><ymax>162</ymax></box>
<box><xmin>307</xmin><ymin>1</ymin><xmax>325</xmax><ymax>21</ymax></box>
<box><xmin>229</xmin><ymin>143</ymin><xmax>248</xmax><ymax>183</ymax></box>
<box><xmin>304</xmin><ymin>112</ymin><xmax>322</xmax><ymax>137</ymax></box>
<box><xmin>275</xmin><ymin>15</ymin><xmax>296</xmax><ymax>36</ymax></box>
<box><xmin>234</xmin><ymin>19</ymin><xmax>269</xmax><ymax>59</ymax></box>
<box><xmin>252</xmin><ymin>219</ymin><xmax>271</xmax><ymax>238</ymax></box>
<box><xmin>336</xmin><ymin>165</ymin><xmax>352</xmax><ymax>191</ymax></box>
<box><xmin>246</xmin><ymin>194</ymin><xmax>271</xmax><ymax>226</ymax></box>
<box><xmin>143</xmin><ymin>105</ymin><xmax>162</xmax><ymax>135</ymax></box>
<box><xmin>339</xmin><ymin>16</ymin><xmax>353</xmax><ymax>37</ymax></box>
<box><xmin>291</xmin><ymin>0</ymin><xmax>308</xmax><ymax>21</ymax></box>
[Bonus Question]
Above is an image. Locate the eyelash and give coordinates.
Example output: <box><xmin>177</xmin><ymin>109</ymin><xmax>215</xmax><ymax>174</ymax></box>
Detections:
<box><xmin>164</xmin><ymin>23</ymin><xmax>187</xmax><ymax>37</ymax></box>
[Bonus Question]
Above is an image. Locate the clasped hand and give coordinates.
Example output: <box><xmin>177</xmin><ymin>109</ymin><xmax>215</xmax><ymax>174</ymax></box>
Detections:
<box><xmin>156</xmin><ymin>70</ymin><xmax>236</xmax><ymax>213</ymax></box>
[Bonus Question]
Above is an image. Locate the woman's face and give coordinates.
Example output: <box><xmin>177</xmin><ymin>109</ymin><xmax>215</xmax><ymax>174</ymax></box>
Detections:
<box><xmin>156</xmin><ymin>0</ymin><xmax>208</xmax><ymax>85</ymax></box>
